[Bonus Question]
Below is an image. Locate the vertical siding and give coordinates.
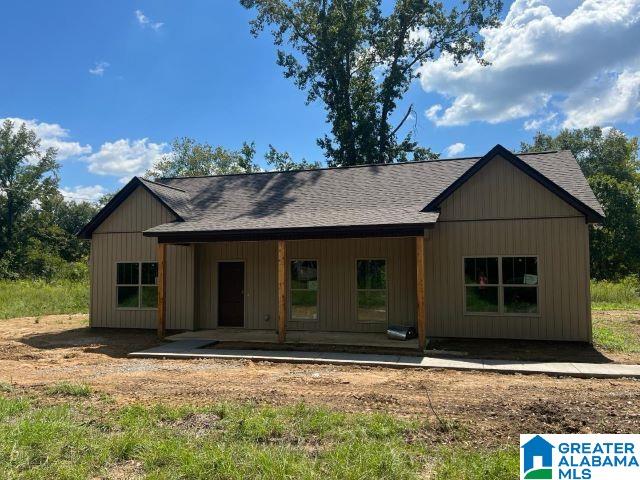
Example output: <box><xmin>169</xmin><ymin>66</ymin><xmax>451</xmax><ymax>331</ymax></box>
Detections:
<box><xmin>194</xmin><ymin>237</ymin><xmax>416</xmax><ymax>333</ymax></box>
<box><xmin>438</xmin><ymin>156</ymin><xmax>579</xmax><ymax>221</ymax></box>
<box><xmin>425</xmin><ymin>156</ymin><xmax>591</xmax><ymax>341</ymax></box>
<box><xmin>89</xmin><ymin>186</ymin><xmax>194</xmax><ymax>329</ymax></box>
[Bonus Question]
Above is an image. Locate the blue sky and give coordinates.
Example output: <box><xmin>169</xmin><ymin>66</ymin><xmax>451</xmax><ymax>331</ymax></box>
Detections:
<box><xmin>1</xmin><ymin>0</ymin><xmax>639</xmax><ymax>201</ymax></box>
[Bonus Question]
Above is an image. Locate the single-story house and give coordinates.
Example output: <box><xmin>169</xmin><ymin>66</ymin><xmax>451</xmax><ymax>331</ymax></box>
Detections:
<box><xmin>78</xmin><ymin>144</ymin><xmax>604</xmax><ymax>349</ymax></box>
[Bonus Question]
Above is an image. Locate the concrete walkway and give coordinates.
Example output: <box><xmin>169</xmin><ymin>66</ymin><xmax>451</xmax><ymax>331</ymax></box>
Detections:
<box><xmin>129</xmin><ymin>340</ymin><xmax>640</xmax><ymax>379</ymax></box>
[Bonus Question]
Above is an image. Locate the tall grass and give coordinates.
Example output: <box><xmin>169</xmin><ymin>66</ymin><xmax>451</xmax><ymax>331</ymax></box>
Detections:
<box><xmin>0</xmin><ymin>280</ymin><xmax>88</xmax><ymax>319</ymax></box>
<box><xmin>591</xmin><ymin>276</ymin><xmax>640</xmax><ymax>310</ymax></box>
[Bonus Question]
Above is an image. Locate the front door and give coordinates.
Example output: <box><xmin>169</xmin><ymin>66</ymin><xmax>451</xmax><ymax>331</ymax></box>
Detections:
<box><xmin>218</xmin><ymin>262</ymin><xmax>244</xmax><ymax>327</ymax></box>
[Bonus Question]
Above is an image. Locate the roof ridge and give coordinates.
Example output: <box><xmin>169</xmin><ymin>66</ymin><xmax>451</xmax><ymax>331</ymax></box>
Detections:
<box><xmin>139</xmin><ymin>177</ymin><xmax>187</xmax><ymax>192</ymax></box>
<box><xmin>159</xmin><ymin>157</ymin><xmax>480</xmax><ymax>181</ymax></box>
<box><xmin>158</xmin><ymin>150</ymin><xmax>564</xmax><ymax>182</ymax></box>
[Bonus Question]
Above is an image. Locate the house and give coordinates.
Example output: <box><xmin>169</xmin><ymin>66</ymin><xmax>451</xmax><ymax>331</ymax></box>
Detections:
<box><xmin>78</xmin><ymin>144</ymin><xmax>604</xmax><ymax>350</ymax></box>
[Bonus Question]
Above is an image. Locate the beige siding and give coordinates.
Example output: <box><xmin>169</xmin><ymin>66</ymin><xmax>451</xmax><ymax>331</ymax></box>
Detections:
<box><xmin>89</xmin><ymin>186</ymin><xmax>194</xmax><ymax>329</ymax></box>
<box><xmin>439</xmin><ymin>155</ymin><xmax>579</xmax><ymax>221</ymax></box>
<box><xmin>195</xmin><ymin>237</ymin><xmax>416</xmax><ymax>333</ymax></box>
<box><xmin>426</xmin><ymin>155</ymin><xmax>591</xmax><ymax>341</ymax></box>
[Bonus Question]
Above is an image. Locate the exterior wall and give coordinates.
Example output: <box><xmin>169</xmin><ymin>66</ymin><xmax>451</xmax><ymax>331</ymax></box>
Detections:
<box><xmin>438</xmin><ymin>156</ymin><xmax>579</xmax><ymax>221</ymax></box>
<box><xmin>425</xmin><ymin>156</ymin><xmax>591</xmax><ymax>341</ymax></box>
<box><xmin>90</xmin><ymin>186</ymin><xmax>194</xmax><ymax>329</ymax></box>
<box><xmin>195</xmin><ymin>237</ymin><xmax>416</xmax><ymax>333</ymax></box>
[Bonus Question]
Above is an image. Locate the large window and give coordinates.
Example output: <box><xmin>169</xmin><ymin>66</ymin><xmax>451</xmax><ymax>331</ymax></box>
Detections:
<box><xmin>116</xmin><ymin>262</ymin><xmax>158</xmax><ymax>309</ymax></box>
<box><xmin>464</xmin><ymin>256</ymin><xmax>538</xmax><ymax>315</ymax></box>
<box><xmin>290</xmin><ymin>260</ymin><xmax>318</xmax><ymax>321</ymax></box>
<box><xmin>357</xmin><ymin>259</ymin><xmax>387</xmax><ymax>322</ymax></box>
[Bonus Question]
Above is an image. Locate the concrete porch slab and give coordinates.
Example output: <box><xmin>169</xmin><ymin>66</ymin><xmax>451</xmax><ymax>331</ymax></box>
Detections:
<box><xmin>129</xmin><ymin>341</ymin><xmax>640</xmax><ymax>379</ymax></box>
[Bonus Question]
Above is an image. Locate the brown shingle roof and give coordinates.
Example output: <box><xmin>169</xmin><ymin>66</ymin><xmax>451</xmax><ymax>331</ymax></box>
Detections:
<box><xmin>139</xmin><ymin>146</ymin><xmax>603</xmax><ymax>239</ymax></box>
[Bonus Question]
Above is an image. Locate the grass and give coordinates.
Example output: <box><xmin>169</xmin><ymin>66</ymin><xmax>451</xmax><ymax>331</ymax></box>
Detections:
<box><xmin>0</xmin><ymin>396</ymin><xmax>518</xmax><ymax>480</ymax></box>
<box><xmin>0</xmin><ymin>280</ymin><xmax>88</xmax><ymax>319</ymax></box>
<box><xmin>591</xmin><ymin>277</ymin><xmax>640</xmax><ymax>310</ymax></box>
<box><xmin>593</xmin><ymin>315</ymin><xmax>640</xmax><ymax>354</ymax></box>
<box><xmin>45</xmin><ymin>382</ymin><xmax>92</xmax><ymax>397</ymax></box>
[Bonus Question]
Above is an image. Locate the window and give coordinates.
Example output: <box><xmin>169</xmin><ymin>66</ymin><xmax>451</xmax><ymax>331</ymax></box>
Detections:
<box><xmin>116</xmin><ymin>262</ymin><xmax>158</xmax><ymax>309</ymax></box>
<box><xmin>290</xmin><ymin>260</ymin><xmax>318</xmax><ymax>320</ymax></box>
<box><xmin>357</xmin><ymin>259</ymin><xmax>387</xmax><ymax>322</ymax></box>
<box><xmin>464</xmin><ymin>256</ymin><xmax>538</xmax><ymax>315</ymax></box>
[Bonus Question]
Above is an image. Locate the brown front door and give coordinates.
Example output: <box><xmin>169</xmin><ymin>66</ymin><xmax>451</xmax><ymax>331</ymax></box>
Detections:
<box><xmin>218</xmin><ymin>262</ymin><xmax>244</xmax><ymax>327</ymax></box>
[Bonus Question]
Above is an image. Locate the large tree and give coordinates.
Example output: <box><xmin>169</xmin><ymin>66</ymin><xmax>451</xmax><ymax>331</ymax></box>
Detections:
<box><xmin>146</xmin><ymin>137</ymin><xmax>260</xmax><ymax>179</ymax></box>
<box><xmin>240</xmin><ymin>0</ymin><xmax>502</xmax><ymax>166</ymax></box>
<box><xmin>147</xmin><ymin>137</ymin><xmax>323</xmax><ymax>179</ymax></box>
<box><xmin>0</xmin><ymin>119</ymin><xmax>59</xmax><ymax>258</ymax></box>
<box><xmin>521</xmin><ymin>127</ymin><xmax>640</xmax><ymax>280</ymax></box>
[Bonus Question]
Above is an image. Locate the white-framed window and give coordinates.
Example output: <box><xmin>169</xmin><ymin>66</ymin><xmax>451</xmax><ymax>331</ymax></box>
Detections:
<box><xmin>464</xmin><ymin>256</ymin><xmax>539</xmax><ymax>315</ymax></box>
<box><xmin>290</xmin><ymin>260</ymin><xmax>318</xmax><ymax>321</ymax></box>
<box><xmin>356</xmin><ymin>259</ymin><xmax>387</xmax><ymax>323</ymax></box>
<box><xmin>116</xmin><ymin>262</ymin><xmax>158</xmax><ymax>309</ymax></box>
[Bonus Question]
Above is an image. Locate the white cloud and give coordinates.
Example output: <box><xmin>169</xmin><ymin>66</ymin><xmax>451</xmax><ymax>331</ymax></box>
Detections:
<box><xmin>418</xmin><ymin>0</ymin><xmax>640</xmax><ymax>129</ymax></box>
<box><xmin>523</xmin><ymin>112</ymin><xmax>559</xmax><ymax>131</ymax></box>
<box><xmin>444</xmin><ymin>142</ymin><xmax>466</xmax><ymax>157</ymax></box>
<box><xmin>89</xmin><ymin>61</ymin><xmax>109</xmax><ymax>76</ymax></box>
<box><xmin>59</xmin><ymin>185</ymin><xmax>108</xmax><ymax>203</ymax></box>
<box><xmin>1</xmin><ymin>117</ymin><xmax>91</xmax><ymax>160</ymax></box>
<box><xmin>84</xmin><ymin>138</ymin><xmax>168</xmax><ymax>179</ymax></box>
<box><xmin>135</xmin><ymin>9</ymin><xmax>163</xmax><ymax>31</ymax></box>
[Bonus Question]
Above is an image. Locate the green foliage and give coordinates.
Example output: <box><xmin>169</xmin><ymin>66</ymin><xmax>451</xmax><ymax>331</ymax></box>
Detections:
<box><xmin>147</xmin><ymin>137</ymin><xmax>324</xmax><ymax>180</ymax></box>
<box><xmin>46</xmin><ymin>382</ymin><xmax>92</xmax><ymax>397</ymax></box>
<box><xmin>0</xmin><ymin>279</ymin><xmax>88</xmax><ymax>318</ymax></box>
<box><xmin>591</xmin><ymin>276</ymin><xmax>640</xmax><ymax>310</ymax></box>
<box><xmin>0</xmin><ymin>119</ymin><xmax>99</xmax><ymax>280</ymax></box>
<box><xmin>521</xmin><ymin>127</ymin><xmax>640</xmax><ymax>280</ymax></box>
<box><xmin>146</xmin><ymin>137</ymin><xmax>261</xmax><ymax>179</ymax></box>
<box><xmin>264</xmin><ymin>144</ymin><xmax>322</xmax><ymax>170</ymax></box>
<box><xmin>241</xmin><ymin>0</ymin><xmax>501</xmax><ymax>166</ymax></box>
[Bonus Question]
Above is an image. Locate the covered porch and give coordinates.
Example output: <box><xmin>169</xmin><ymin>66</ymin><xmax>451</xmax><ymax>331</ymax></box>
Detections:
<box><xmin>166</xmin><ymin>328</ymin><xmax>420</xmax><ymax>350</ymax></box>
<box><xmin>154</xmin><ymin>233</ymin><xmax>428</xmax><ymax>351</ymax></box>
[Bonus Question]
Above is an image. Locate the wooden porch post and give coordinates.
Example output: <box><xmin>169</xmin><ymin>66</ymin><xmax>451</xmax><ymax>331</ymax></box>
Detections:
<box><xmin>416</xmin><ymin>236</ymin><xmax>426</xmax><ymax>350</ymax></box>
<box><xmin>277</xmin><ymin>240</ymin><xmax>287</xmax><ymax>343</ymax></box>
<box><xmin>157</xmin><ymin>242</ymin><xmax>167</xmax><ymax>338</ymax></box>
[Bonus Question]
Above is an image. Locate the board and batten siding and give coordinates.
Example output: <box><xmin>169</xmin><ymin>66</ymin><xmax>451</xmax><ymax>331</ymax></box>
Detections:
<box><xmin>425</xmin><ymin>155</ymin><xmax>591</xmax><ymax>341</ymax></box>
<box><xmin>194</xmin><ymin>237</ymin><xmax>416</xmax><ymax>333</ymax></box>
<box><xmin>90</xmin><ymin>186</ymin><xmax>195</xmax><ymax>330</ymax></box>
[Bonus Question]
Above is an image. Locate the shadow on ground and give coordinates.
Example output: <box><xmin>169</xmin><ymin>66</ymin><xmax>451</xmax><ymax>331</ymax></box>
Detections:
<box><xmin>428</xmin><ymin>337</ymin><xmax>613</xmax><ymax>363</ymax></box>
<box><xmin>19</xmin><ymin>327</ymin><xmax>162</xmax><ymax>358</ymax></box>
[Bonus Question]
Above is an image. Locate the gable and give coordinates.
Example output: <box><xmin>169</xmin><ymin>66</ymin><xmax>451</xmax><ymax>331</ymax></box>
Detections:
<box><xmin>94</xmin><ymin>185</ymin><xmax>177</xmax><ymax>234</ymax></box>
<box><xmin>438</xmin><ymin>155</ymin><xmax>582</xmax><ymax>221</ymax></box>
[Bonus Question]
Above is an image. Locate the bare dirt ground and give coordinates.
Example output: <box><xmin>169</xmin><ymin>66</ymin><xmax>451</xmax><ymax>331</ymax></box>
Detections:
<box><xmin>1</xmin><ymin>314</ymin><xmax>639</xmax><ymax>446</ymax></box>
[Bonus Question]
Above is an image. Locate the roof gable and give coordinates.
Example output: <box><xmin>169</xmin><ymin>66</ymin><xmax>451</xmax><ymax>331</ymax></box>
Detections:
<box><xmin>422</xmin><ymin>144</ymin><xmax>605</xmax><ymax>223</ymax></box>
<box><xmin>77</xmin><ymin>177</ymin><xmax>185</xmax><ymax>239</ymax></box>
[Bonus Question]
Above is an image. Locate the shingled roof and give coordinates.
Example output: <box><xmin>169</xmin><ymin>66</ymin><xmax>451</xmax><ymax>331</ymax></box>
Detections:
<box><xmin>79</xmin><ymin>144</ymin><xmax>604</xmax><ymax>240</ymax></box>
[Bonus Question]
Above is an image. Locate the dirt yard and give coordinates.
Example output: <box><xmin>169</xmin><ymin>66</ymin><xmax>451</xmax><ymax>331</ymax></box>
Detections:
<box><xmin>1</xmin><ymin>314</ymin><xmax>639</xmax><ymax>447</ymax></box>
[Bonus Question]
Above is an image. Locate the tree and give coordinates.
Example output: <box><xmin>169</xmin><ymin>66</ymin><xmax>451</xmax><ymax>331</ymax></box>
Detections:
<box><xmin>146</xmin><ymin>137</ymin><xmax>260</xmax><ymax>179</ymax></box>
<box><xmin>240</xmin><ymin>0</ymin><xmax>501</xmax><ymax>166</ymax></box>
<box><xmin>0</xmin><ymin>119</ymin><xmax>59</xmax><ymax>258</ymax></box>
<box><xmin>521</xmin><ymin>127</ymin><xmax>640</xmax><ymax>280</ymax></box>
<box><xmin>147</xmin><ymin>137</ymin><xmax>323</xmax><ymax>179</ymax></box>
<box><xmin>264</xmin><ymin>144</ymin><xmax>322</xmax><ymax>170</ymax></box>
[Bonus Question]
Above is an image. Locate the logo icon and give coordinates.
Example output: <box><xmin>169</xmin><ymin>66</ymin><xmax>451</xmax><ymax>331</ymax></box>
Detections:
<box><xmin>521</xmin><ymin>435</ymin><xmax>554</xmax><ymax>479</ymax></box>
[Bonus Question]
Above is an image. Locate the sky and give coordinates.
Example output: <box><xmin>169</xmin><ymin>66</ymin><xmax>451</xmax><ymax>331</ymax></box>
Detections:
<box><xmin>1</xmin><ymin>0</ymin><xmax>639</xmax><ymax>202</ymax></box>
